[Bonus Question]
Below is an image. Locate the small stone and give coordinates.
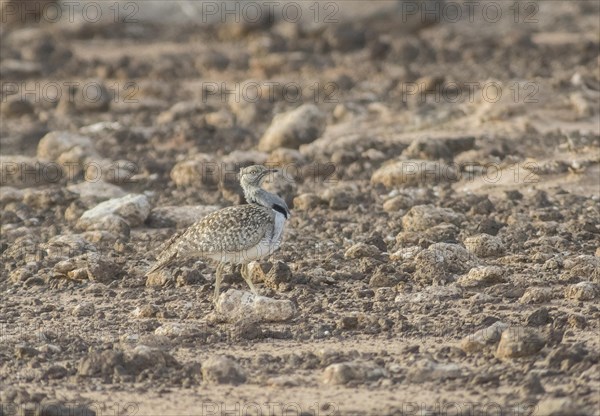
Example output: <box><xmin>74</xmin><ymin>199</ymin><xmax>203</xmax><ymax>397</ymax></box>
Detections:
<box><xmin>496</xmin><ymin>327</ymin><xmax>545</xmax><ymax>359</ymax></box>
<box><xmin>413</xmin><ymin>243</ymin><xmax>477</xmax><ymax>284</ymax></box>
<box><xmin>369</xmin><ymin>266</ymin><xmax>401</xmax><ymax>288</ymax></box>
<box><xmin>154</xmin><ymin>323</ymin><xmax>197</xmax><ymax>337</ymax></box>
<box><xmin>407</xmin><ymin>359</ymin><xmax>462</xmax><ymax>383</ymax></box>
<box><xmin>526</xmin><ymin>307</ymin><xmax>551</xmax><ymax>326</ymax></box>
<box><xmin>536</xmin><ymin>397</ymin><xmax>583</xmax><ymax>416</ymax></box>
<box><xmin>457</xmin><ymin>266</ymin><xmax>505</xmax><ymax>287</ymax></box>
<box><xmin>322</xmin><ymin>361</ymin><xmax>385</xmax><ymax>385</ymax></box>
<box><xmin>262</xmin><ymin>261</ymin><xmax>292</xmax><ymax>289</ymax></box>
<box><xmin>44</xmin><ymin>365</ymin><xmax>68</xmax><ymax>380</ymax></box>
<box><xmin>1</xmin><ymin>97</ymin><xmax>34</xmax><ymax>117</ymax></box>
<box><xmin>258</xmin><ymin>104</ymin><xmax>326</xmax><ymax>151</ymax></box>
<box><xmin>267</xmin><ymin>148</ymin><xmax>306</xmax><ymax>167</ymax></box>
<box><xmin>401</xmin><ymin>205</ymin><xmax>465</xmax><ymax>232</ymax></box>
<box><xmin>157</xmin><ymin>101</ymin><xmax>208</xmax><ymax>124</ymax></box>
<box><xmin>71</xmin><ymin>302</ymin><xmax>95</xmax><ymax>317</ymax></box>
<box><xmin>72</xmin><ymin>79</ymin><xmax>111</xmax><ymax>112</ymax></box>
<box><xmin>565</xmin><ymin>282</ymin><xmax>597</xmax><ymax>301</ymax></box>
<box><xmin>320</xmin><ymin>185</ymin><xmax>355</xmax><ymax>210</ymax></box>
<box><xmin>402</xmin><ymin>137</ymin><xmax>452</xmax><ymax>161</ymax></box>
<box><xmin>67</xmin><ymin>181</ymin><xmax>126</xmax><ymax>203</ymax></box>
<box><xmin>371</xmin><ymin>160</ymin><xmax>459</xmax><ymax>187</ymax></box>
<box><xmin>195</xmin><ymin>49</ymin><xmax>229</xmax><ymax>70</ymax></box>
<box><xmin>344</xmin><ymin>243</ymin><xmax>380</xmax><ymax>259</ymax></box>
<box><xmin>15</xmin><ymin>344</ymin><xmax>39</xmax><ymax>359</ymax></box>
<box><xmin>293</xmin><ymin>193</ymin><xmax>322</xmax><ymax>210</ymax></box>
<box><xmin>145</xmin><ymin>270</ymin><xmax>174</xmax><ymax>287</ymax></box>
<box><xmin>338</xmin><ymin>316</ymin><xmax>359</xmax><ymax>330</ymax></box>
<box><xmin>77</xmin><ymin>194</ymin><xmax>150</xmax><ymax>230</ymax></box>
<box><xmin>567</xmin><ymin>313</ymin><xmax>587</xmax><ymax>329</ymax></box>
<box><xmin>132</xmin><ymin>305</ymin><xmax>158</xmax><ymax>318</ymax></box>
<box><xmin>202</xmin><ymin>356</ymin><xmax>246</xmax><ymax>385</ymax></box>
<box><xmin>464</xmin><ymin>234</ymin><xmax>505</xmax><ymax>258</ymax></box>
<box><xmin>520</xmin><ymin>287</ymin><xmax>553</xmax><ymax>304</ymax></box>
<box><xmin>170</xmin><ymin>154</ymin><xmax>219</xmax><ymax>188</ymax></box>
<box><xmin>216</xmin><ymin>290</ymin><xmax>296</xmax><ymax>322</ymax></box>
<box><xmin>0</xmin><ymin>155</ymin><xmax>62</xmax><ymax>188</ymax></box>
<box><xmin>326</xmin><ymin>24</ymin><xmax>366</xmax><ymax>52</ymax></box>
<box><xmin>460</xmin><ymin>321</ymin><xmax>508</xmax><ymax>353</ymax></box>
<box><xmin>37</xmin><ymin>131</ymin><xmax>98</xmax><ymax>168</ymax></box>
<box><xmin>521</xmin><ymin>373</ymin><xmax>545</xmax><ymax>396</ymax></box>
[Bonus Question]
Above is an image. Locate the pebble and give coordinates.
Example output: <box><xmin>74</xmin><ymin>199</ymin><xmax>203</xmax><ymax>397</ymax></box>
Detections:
<box><xmin>258</xmin><ymin>104</ymin><xmax>326</xmax><ymax>151</ymax></box>
<box><xmin>565</xmin><ymin>282</ymin><xmax>597</xmax><ymax>301</ymax></box>
<box><xmin>43</xmin><ymin>234</ymin><xmax>96</xmax><ymax>259</ymax></box>
<box><xmin>463</xmin><ymin>234</ymin><xmax>506</xmax><ymax>258</ymax></box>
<box><xmin>496</xmin><ymin>327</ymin><xmax>545</xmax><ymax>359</ymax></box>
<box><xmin>170</xmin><ymin>154</ymin><xmax>219</xmax><ymax>188</ymax></box>
<box><xmin>526</xmin><ymin>307</ymin><xmax>551</xmax><ymax>326</ymax></box>
<box><xmin>293</xmin><ymin>193</ymin><xmax>323</xmax><ymax>210</ymax></box>
<box><xmin>401</xmin><ymin>137</ymin><xmax>452</xmax><ymax>161</ymax></box>
<box><xmin>132</xmin><ymin>305</ymin><xmax>158</xmax><ymax>318</ymax></box>
<box><xmin>154</xmin><ymin>323</ymin><xmax>198</xmax><ymax>337</ymax></box>
<box><xmin>71</xmin><ymin>302</ymin><xmax>95</xmax><ymax>317</ymax></box>
<box><xmin>402</xmin><ymin>204</ymin><xmax>465</xmax><ymax>232</ymax></box>
<box><xmin>37</xmin><ymin>131</ymin><xmax>98</xmax><ymax>168</ymax></box>
<box><xmin>371</xmin><ymin>160</ymin><xmax>459</xmax><ymax>187</ymax></box>
<box><xmin>460</xmin><ymin>321</ymin><xmax>508</xmax><ymax>353</ymax></box>
<box><xmin>77</xmin><ymin>194</ymin><xmax>151</xmax><ymax>230</ymax></box>
<box><xmin>413</xmin><ymin>243</ymin><xmax>477</xmax><ymax>284</ymax></box>
<box><xmin>216</xmin><ymin>290</ymin><xmax>296</xmax><ymax>322</ymax></box>
<box><xmin>0</xmin><ymin>155</ymin><xmax>60</xmax><ymax>188</ymax></box>
<box><xmin>72</xmin><ymin>79</ymin><xmax>111</xmax><ymax>112</ymax></box>
<box><xmin>344</xmin><ymin>243</ymin><xmax>381</xmax><ymax>260</ymax></box>
<box><xmin>66</xmin><ymin>181</ymin><xmax>126</xmax><ymax>203</ymax></box>
<box><xmin>457</xmin><ymin>266</ymin><xmax>505</xmax><ymax>287</ymax></box>
<box><xmin>407</xmin><ymin>359</ymin><xmax>462</xmax><ymax>383</ymax></box>
<box><xmin>519</xmin><ymin>287</ymin><xmax>553</xmax><ymax>304</ymax></box>
<box><xmin>202</xmin><ymin>356</ymin><xmax>246</xmax><ymax>385</ymax></box>
<box><xmin>1</xmin><ymin>97</ymin><xmax>34</xmax><ymax>117</ymax></box>
<box><xmin>156</xmin><ymin>101</ymin><xmax>209</xmax><ymax>124</ymax></box>
<box><xmin>322</xmin><ymin>361</ymin><xmax>385</xmax><ymax>385</ymax></box>
<box><xmin>536</xmin><ymin>397</ymin><xmax>583</xmax><ymax>416</ymax></box>
<box><xmin>248</xmin><ymin>261</ymin><xmax>292</xmax><ymax>290</ymax></box>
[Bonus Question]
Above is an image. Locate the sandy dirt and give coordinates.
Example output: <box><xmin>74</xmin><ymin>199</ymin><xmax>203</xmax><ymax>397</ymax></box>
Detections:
<box><xmin>1</xmin><ymin>1</ymin><xmax>599</xmax><ymax>415</ymax></box>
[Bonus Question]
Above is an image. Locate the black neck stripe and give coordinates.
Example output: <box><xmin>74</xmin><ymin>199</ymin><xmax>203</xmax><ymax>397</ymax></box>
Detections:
<box><xmin>272</xmin><ymin>204</ymin><xmax>288</xmax><ymax>219</ymax></box>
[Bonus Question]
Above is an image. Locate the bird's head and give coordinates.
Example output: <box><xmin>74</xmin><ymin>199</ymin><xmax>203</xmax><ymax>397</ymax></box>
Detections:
<box><xmin>238</xmin><ymin>165</ymin><xmax>277</xmax><ymax>188</ymax></box>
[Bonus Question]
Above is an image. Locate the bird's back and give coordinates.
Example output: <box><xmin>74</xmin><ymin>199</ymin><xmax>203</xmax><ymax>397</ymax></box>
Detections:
<box><xmin>147</xmin><ymin>204</ymin><xmax>274</xmax><ymax>273</ymax></box>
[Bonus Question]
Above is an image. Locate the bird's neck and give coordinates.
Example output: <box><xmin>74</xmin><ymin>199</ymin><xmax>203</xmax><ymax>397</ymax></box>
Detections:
<box><xmin>243</xmin><ymin>186</ymin><xmax>290</xmax><ymax>219</ymax></box>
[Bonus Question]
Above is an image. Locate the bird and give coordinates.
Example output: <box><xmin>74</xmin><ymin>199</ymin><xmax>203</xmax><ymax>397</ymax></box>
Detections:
<box><xmin>147</xmin><ymin>165</ymin><xmax>291</xmax><ymax>302</ymax></box>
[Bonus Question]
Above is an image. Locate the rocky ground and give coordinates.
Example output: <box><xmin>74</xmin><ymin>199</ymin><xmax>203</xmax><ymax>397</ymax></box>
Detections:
<box><xmin>1</xmin><ymin>1</ymin><xmax>599</xmax><ymax>415</ymax></box>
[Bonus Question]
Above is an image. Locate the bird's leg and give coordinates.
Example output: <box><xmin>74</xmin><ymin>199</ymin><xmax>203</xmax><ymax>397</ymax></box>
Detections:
<box><xmin>241</xmin><ymin>263</ymin><xmax>259</xmax><ymax>295</ymax></box>
<box><xmin>214</xmin><ymin>263</ymin><xmax>224</xmax><ymax>303</ymax></box>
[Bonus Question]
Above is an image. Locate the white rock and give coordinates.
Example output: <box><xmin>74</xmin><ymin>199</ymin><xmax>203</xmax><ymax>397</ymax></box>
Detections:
<box><xmin>457</xmin><ymin>266</ymin><xmax>505</xmax><ymax>287</ymax></box>
<box><xmin>258</xmin><ymin>104</ymin><xmax>326</xmax><ymax>151</ymax></box>
<box><xmin>216</xmin><ymin>289</ymin><xmax>296</xmax><ymax>322</ymax></box>
<box><xmin>67</xmin><ymin>181</ymin><xmax>126</xmax><ymax>202</ymax></box>
<box><xmin>460</xmin><ymin>321</ymin><xmax>508</xmax><ymax>353</ymax></box>
<box><xmin>37</xmin><ymin>131</ymin><xmax>98</xmax><ymax>163</ymax></box>
<box><xmin>371</xmin><ymin>160</ymin><xmax>459</xmax><ymax>187</ymax></box>
<box><xmin>520</xmin><ymin>287</ymin><xmax>553</xmax><ymax>304</ymax></box>
<box><xmin>323</xmin><ymin>361</ymin><xmax>386</xmax><ymax>385</ymax></box>
<box><xmin>77</xmin><ymin>194</ymin><xmax>150</xmax><ymax>229</ymax></box>
<box><xmin>565</xmin><ymin>282</ymin><xmax>597</xmax><ymax>301</ymax></box>
<box><xmin>71</xmin><ymin>302</ymin><xmax>95</xmax><ymax>317</ymax></box>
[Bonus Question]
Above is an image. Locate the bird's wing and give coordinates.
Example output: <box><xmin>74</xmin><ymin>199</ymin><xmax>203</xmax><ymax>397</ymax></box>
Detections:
<box><xmin>182</xmin><ymin>204</ymin><xmax>274</xmax><ymax>254</ymax></box>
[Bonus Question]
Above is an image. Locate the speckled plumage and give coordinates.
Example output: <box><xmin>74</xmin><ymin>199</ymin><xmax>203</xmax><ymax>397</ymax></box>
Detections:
<box><xmin>147</xmin><ymin>165</ymin><xmax>290</xmax><ymax>301</ymax></box>
<box><xmin>148</xmin><ymin>204</ymin><xmax>277</xmax><ymax>271</ymax></box>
